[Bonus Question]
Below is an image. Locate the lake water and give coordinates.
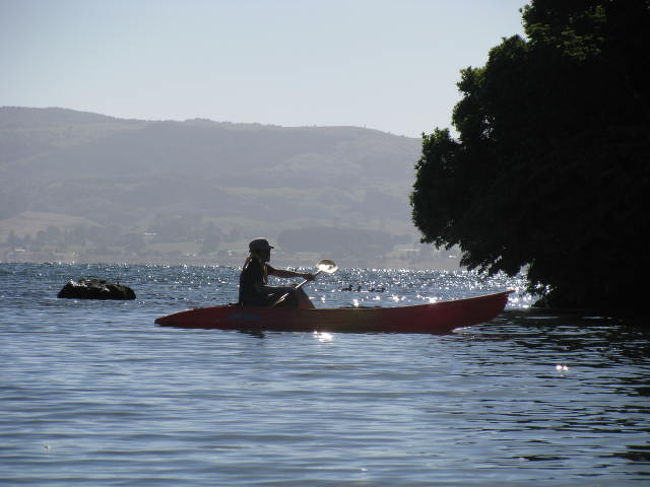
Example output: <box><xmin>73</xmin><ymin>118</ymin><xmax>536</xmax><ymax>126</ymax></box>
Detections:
<box><xmin>1</xmin><ymin>262</ymin><xmax>649</xmax><ymax>486</ymax></box>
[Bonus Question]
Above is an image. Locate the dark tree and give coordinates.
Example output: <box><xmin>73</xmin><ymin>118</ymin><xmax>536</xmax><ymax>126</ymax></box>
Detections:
<box><xmin>412</xmin><ymin>0</ymin><xmax>650</xmax><ymax>310</ymax></box>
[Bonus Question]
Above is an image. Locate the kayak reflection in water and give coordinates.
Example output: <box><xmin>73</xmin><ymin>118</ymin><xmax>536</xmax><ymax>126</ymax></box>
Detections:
<box><xmin>238</xmin><ymin>238</ymin><xmax>315</xmax><ymax>308</ymax></box>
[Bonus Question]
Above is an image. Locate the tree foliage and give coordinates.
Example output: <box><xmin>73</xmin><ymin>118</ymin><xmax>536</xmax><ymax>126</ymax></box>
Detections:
<box><xmin>412</xmin><ymin>0</ymin><xmax>650</xmax><ymax>309</ymax></box>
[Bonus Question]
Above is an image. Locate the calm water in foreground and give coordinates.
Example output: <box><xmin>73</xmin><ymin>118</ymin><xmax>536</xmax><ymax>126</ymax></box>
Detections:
<box><xmin>1</xmin><ymin>262</ymin><xmax>649</xmax><ymax>486</ymax></box>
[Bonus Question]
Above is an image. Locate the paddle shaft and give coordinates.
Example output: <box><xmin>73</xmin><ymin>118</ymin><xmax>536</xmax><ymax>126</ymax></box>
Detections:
<box><xmin>272</xmin><ymin>269</ymin><xmax>323</xmax><ymax>306</ymax></box>
<box><xmin>294</xmin><ymin>269</ymin><xmax>324</xmax><ymax>291</ymax></box>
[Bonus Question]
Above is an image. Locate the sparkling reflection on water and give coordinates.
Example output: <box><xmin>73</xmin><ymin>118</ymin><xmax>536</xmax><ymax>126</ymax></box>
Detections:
<box><xmin>1</xmin><ymin>263</ymin><xmax>649</xmax><ymax>486</ymax></box>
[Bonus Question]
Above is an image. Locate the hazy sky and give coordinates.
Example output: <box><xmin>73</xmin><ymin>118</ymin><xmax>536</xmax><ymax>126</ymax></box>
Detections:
<box><xmin>1</xmin><ymin>0</ymin><xmax>527</xmax><ymax>137</ymax></box>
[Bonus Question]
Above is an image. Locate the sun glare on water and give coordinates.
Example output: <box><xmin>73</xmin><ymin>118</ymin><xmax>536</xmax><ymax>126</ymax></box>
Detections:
<box><xmin>313</xmin><ymin>331</ymin><xmax>334</xmax><ymax>342</ymax></box>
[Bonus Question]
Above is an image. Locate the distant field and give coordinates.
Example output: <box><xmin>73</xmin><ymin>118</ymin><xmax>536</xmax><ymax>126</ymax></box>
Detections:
<box><xmin>0</xmin><ymin>211</ymin><xmax>98</xmax><ymax>241</ymax></box>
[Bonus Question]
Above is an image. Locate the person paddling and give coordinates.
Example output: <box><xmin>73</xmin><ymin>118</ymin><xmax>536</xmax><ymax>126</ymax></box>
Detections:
<box><xmin>238</xmin><ymin>238</ymin><xmax>315</xmax><ymax>308</ymax></box>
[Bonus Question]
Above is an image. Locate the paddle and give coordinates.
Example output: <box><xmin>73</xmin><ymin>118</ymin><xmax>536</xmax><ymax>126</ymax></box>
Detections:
<box><xmin>272</xmin><ymin>259</ymin><xmax>338</xmax><ymax>307</ymax></box>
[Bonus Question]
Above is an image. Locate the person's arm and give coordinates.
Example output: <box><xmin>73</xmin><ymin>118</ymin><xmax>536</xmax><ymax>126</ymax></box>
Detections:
<box><xmin>268</xmin><ymin>265</ymin><xmax>314</xmax><ymax>281</ymax></box>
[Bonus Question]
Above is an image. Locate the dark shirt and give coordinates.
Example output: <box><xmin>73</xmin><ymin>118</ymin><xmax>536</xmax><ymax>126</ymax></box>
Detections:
<box><xmin>239</xmin><ymin>259</ymin><xmax>276</xmax><ymax>307</ymax></box>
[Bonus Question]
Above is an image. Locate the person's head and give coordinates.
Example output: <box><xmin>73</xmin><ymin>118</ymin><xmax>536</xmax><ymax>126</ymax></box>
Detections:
<box><xmin>248</xmin><ymin>238</ymin><xmax>273</xmax><ymax>263</ymax></box>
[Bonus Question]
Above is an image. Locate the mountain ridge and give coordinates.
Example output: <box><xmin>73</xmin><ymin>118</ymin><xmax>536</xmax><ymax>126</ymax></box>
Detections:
<box><xmin>0</xmin><ymin>107</ymin><xmax>454</xmax><ymax>268</ymax></box>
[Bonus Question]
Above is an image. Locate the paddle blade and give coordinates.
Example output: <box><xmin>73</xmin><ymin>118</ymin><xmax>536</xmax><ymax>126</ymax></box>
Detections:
<box><xmin>317</xmin><ymin>259</ymin><xmax>337</xmax><ymax>274</ymax></box>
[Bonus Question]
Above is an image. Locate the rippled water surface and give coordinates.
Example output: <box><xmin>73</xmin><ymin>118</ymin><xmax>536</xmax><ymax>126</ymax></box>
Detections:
<box><xmin>1</xmin><ymin>263</ymin><xmax>649</xmax><ymax>486</ymax></box>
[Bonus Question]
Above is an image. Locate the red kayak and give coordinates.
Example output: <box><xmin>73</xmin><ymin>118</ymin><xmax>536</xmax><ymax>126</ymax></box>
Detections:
<box><xmin>155</xmin><ymin>290</ymin><xmax>513</xmax><ymax>334</ymax></box>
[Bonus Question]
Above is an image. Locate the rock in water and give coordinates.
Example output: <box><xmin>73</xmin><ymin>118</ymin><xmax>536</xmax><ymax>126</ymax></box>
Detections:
<box><xmin>57</xmin><ymin>278</ymin><xmax>136</xmax><ymax>300</ymax></box>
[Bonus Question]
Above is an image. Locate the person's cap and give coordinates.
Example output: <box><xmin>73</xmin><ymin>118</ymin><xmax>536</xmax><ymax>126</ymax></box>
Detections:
<box><xmin>249</xmin><ymin>238</ymin><xmax>274</xmax><ymax>252</ymax></box>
